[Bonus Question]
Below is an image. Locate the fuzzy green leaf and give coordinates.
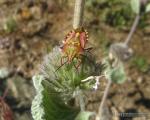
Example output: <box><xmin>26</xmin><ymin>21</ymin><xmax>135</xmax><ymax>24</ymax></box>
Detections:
<box><xmin>31</xmin><ymin>47</ymin><xmax>104</xmax><ymax>120</ymax></box>
<box><xmin>75</xmin><ymin>111</ymin><xmax>94</xmax><ymax>120</ymax></box>
<box><xmin>31</xmin><ymin>75</ymin><xmax>93</xmax><ymax>120</ymax></box>
<box><xmin>31</xmin><ymin>75</ymin><xmax>45</xmax><ymax>120</ymax></box>
<box><xmin>104</xmin><ymin>58</ymin><xmax>126</xmax><ymax>84</ymax></box>
<box><xmin>42</xmin><ymin>80</ymin><xmax>79</xmax><ymax>120</ymax></box>
<box><xmin>130</xmin><ymin>0</ymin><xmax>140</xmax><ymax>14</ymax></box>
<box><xmin>111</xmin><ymin>64</ymin><xmax>126</xmax><ymax>84</ymax></box>
<box><xmin>31</xmin><ymin>75</ymin><xmax>79</xmax><ymax>120</ymax></box>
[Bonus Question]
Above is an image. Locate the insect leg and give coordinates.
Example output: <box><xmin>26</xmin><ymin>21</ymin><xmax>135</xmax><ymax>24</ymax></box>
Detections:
<box><xmin>84</xmin><ymin>47</ymin><xmax>93</xmax><ymax>54</ymax></box>
<box><xmin>55</xmin><ymin>56</ymin><xmax>68</xmax><ymax>71</ymax></box>
<box><xmin>74</xmin><ymin>57</ymin><xmax>82</xmax><ymax>70</ymax></box>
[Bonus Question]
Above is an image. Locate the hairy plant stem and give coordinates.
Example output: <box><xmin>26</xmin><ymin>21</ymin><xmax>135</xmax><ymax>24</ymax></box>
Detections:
<box><xmin>73</xmin><ymin>0</ymin><xmax>85</xmax><ymax>29</ymax></box>
<box><xmin>79</xmin><ymin>90</ymin><xmax>85</xmax><ymax>111</ymax></box>
<box><xmin>124</xmin><ymin>14</ymin><xmax>140</xmax><ymax>45</ymax></box>
<box><xmin>96</xmin><ymin>80</ymin><xmax>112</xmax><ymax>120</ymax></box>
<box><xmin>73</xmin><ymin>0</ymin><xmax>85</xmax><ymax>110</ymax></box>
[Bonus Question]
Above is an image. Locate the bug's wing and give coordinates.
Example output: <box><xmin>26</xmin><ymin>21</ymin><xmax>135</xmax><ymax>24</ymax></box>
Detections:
<box><xmin>79</xmin><ymin>32</ymin><xmax>86</xmax><ymax>48</ymax></box>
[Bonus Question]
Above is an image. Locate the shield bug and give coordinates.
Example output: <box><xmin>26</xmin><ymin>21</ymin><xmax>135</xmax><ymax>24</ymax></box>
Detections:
<box><xmin>58</xmin><ymin>27</ymin><xmax>90</xmax><ymax>70</ymax></box>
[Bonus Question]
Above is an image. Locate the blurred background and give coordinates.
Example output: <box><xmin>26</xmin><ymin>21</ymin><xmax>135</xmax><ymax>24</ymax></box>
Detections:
<box><xmin>0</xmin><ymin>0</ymin><xmax>150</xmax><ymax>120</ymax></box>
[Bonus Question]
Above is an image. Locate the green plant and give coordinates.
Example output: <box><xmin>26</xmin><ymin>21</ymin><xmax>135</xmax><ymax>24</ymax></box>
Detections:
<box><xmin>31</xmin><ymin>47</ymin><xmax>101</xmax><ymax>120</ymax></box>
<box><xmin>3</xmin><ymin>17</ymin><xmax>17</xmax><ymax>33</ymax></box>
<box><xmin>132</xmin><ymin>56</ymin><xmax>149</xmax><ymax>72</ymax></box>
<box><xmin>86</xmin><ymin>0</ymin><xmax>133</xmax><ymax>28</ymax></box>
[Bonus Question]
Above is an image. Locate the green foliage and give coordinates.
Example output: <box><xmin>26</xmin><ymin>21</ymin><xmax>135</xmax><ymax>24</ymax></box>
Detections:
<box><xmin>132</xmin><ymin>56</ymin><xmax>149</xmax><ymax>72</ymax></box>
<box><xmin>103</xmin><ymin>58</ymin><xmax>126</xmax><ymax>84</ymax></box>
<box><xmin>31</xmin><ymin>75</ymin><xmax>94</xmax><ymax>120</ymax></box>
<box><xmin>41</xmin><ymin>47</ymin><xmax>102</xmax><ymax>101</ymax></box>
<box><xmin>86</xmin><ymin>0</ymin><xmax>150</xmax><ymax>29</ymax></box>
<box><xmin>110</xmin><ymin>64</ymin><xmax>126</xmax><ymax>84</ymax></box>
<box><xmin>75</xmin><ymin>111</ymin><xmax>94</xmax><ymax>120</ymax></box>
<box><xmin>130</xmin><ymin>0</ymin><xmax>140</xmax><ymax>14</ymax></box>
<box><xmin>31</xmin><ymin>47</ymin><xmax>103</xmax><ymax>120</ymax></box>
<box><xmin>86</xmin><ymin>0</ymin><xmax>133</xmax><ymax>28</ymax></box>
<box><xmin>86</xmin><ymin>0</ymin><xmax>127</xmax><ymax>8</ymax></box>
<box><xmin>3</xmin><ymin>17</ymin><xmax>17</xmax><ymax>33</ymax></box>
<box><xmin>105</xmin><ymin>6</ymin><xmax>133</xmax><ymax>28</ymax></box>
<box><xmin>42</xmin><ymin>80</ymin><xmax>79</xmax><ymax>120</ymax></box>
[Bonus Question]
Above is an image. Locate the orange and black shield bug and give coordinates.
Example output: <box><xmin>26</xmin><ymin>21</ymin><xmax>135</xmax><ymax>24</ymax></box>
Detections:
<box><xmin>57</xmin><ymin>27</ymin><xmax>91</xmax><ymax>70</ymax></box>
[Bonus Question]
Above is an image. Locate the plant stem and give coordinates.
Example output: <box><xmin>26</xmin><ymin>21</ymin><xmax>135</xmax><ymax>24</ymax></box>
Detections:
<box><xmin>124</xmin><ymin>14</ymin><xmax>140</xmax><ymax>45</ymax></box>
<box><xmin>2</xmin><ymin>87</ymin><xmax>9</xmax><ymax>100</ymax></box>
<box><xmin>96</xmin><ymin>80</ymin><xmax>112</xmax><ymax>120</ymax></box>
<box><xmin>79</xmin><ymin>90</ymin><xmax>85</xmax><ymax>111</ymax></box>
<box><xmin>76</xmin><ymin>88</ymin><xmax>85</xmax><ymax>111</ymax></box>
<box><xmin>73</xmin><ymin>0</ymin><xmax>85</xmax><ymax>29</ymax></box>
